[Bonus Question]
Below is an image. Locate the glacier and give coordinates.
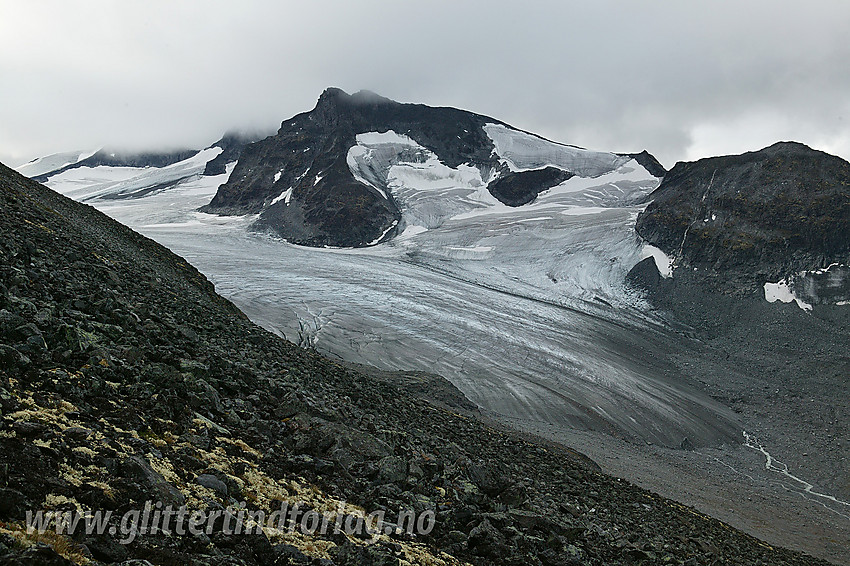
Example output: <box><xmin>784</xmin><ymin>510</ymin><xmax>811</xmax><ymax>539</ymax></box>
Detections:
<box><xmin>33</xmin><ymin>143</ymin><xmax>743</xmax><ymax>449</ymax></box>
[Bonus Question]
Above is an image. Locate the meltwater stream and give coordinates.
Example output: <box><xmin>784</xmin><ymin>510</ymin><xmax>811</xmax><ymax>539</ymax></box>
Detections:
<box><xmin>743</xmin><ymin>432</ymin><xmax>850</xmax><ymax>519</ymax></box>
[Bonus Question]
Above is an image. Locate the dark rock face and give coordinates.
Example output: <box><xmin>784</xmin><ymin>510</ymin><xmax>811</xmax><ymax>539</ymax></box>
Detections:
<box><xmin>488</xmin><ymin>166</ymin><xmax>573</xmax><ymax>207</ymax></box>
<box><xmin>202</xmin><ymin>88</ymin><xmax>508</xmax><ymax>247</ymax></box>
<box><xmin>202</xmin><ymin>131</ymin><xmax>268</xmax><ymax>176</ymax></box>
<box><xmin>252</xmin><ymin>153</ymin><xmax>402</xmax><ymax>248</ymax></box>
<box><xmin>635</xmin><ymin>142</ymin><xmax>850</xmax><ymax>292</ymax></box>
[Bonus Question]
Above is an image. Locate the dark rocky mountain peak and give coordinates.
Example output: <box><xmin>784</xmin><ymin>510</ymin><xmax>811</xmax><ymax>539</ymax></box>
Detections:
<box><xmin>201</xmin><ymin>88</ymin><xmax>663</xmax><ymax>247</ymax></box>
<box><xmin>315</xmin><ymin>86</ymin><xmax>394</xmax><ymax>109</ymax></box>
<box><xmin>634</xmin><ymin>141</ymin><xmax>850</xmax><ymax>294</ymax></box>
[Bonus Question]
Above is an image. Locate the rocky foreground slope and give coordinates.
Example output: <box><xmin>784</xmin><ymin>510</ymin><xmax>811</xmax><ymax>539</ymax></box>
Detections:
<box><xmin>0</xmin><ymin>163</ymin><xmax>830</xmax><ymax>565</ymax></box>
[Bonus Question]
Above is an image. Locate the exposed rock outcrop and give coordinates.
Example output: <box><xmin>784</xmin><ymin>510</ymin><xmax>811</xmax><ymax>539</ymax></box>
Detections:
<box><xmin>635</xmin><ymin>142</ymin><xmax>850</xmax><ymax>293</ymax></box>
<box><xmin>202</xmin><ymin>130</ymin><xmax>268</xmax><ymax>176</ymax></box>
<box><xmin>619</xmin><ymin>150</ymin><xmax>667</xmax><ymax>179</ymax></box>
<box><xmin>487</xmin><ymin>166</ymin><xmax>574</xmax><ymax>207</ymax></box>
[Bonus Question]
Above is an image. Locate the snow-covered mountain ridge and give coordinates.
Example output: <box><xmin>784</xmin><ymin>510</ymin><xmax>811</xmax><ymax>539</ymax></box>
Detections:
<box><xmin>202</xmin><ymin>87</ymin><xmax>665</xmax><ymax>247</ymax></box>
<box><xmin>24</xmin><ymin>88</ymin><xmax>664</xmax><ymax>250</ymax></box>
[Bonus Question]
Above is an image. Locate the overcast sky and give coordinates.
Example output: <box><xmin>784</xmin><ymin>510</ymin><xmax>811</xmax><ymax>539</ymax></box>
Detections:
<box><xmin>2</xmin><ymin>1</ymin><xmax>850</xmax><ymax>169</ymax></box>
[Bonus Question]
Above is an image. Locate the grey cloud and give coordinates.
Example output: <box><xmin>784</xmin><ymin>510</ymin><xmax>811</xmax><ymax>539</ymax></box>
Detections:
<box><xmin>2</xmin><ymin>0</ymin><xmax>849</xmax><ymax>168</ymax></box>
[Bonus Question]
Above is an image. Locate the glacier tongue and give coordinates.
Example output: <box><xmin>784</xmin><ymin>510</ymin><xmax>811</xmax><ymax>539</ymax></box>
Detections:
<box><xmin>85</xmin><ymin>187</ymin><xmax>736</xmax><ymax>448</ymax></box>
<box><xmin>347</xmin><ymin>130</ymin><xmax>499</xmax><ymax>230</ymax></box>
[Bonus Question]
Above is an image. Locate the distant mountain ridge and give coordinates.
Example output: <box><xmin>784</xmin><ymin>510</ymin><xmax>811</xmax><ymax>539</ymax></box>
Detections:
<box><xmin>29</xmin><ymin>148</ymin><xmax>199</xmax><ymax>183</ymax></box>
<box><xmin>19</xmin><ymin>88</ymin><xmax>664</xmax><ymax>249</ymax></box>
<box><xmin>18</xmin><ymin>130</ymin><xmax>266</xmax><ymax>186</ymax></box>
